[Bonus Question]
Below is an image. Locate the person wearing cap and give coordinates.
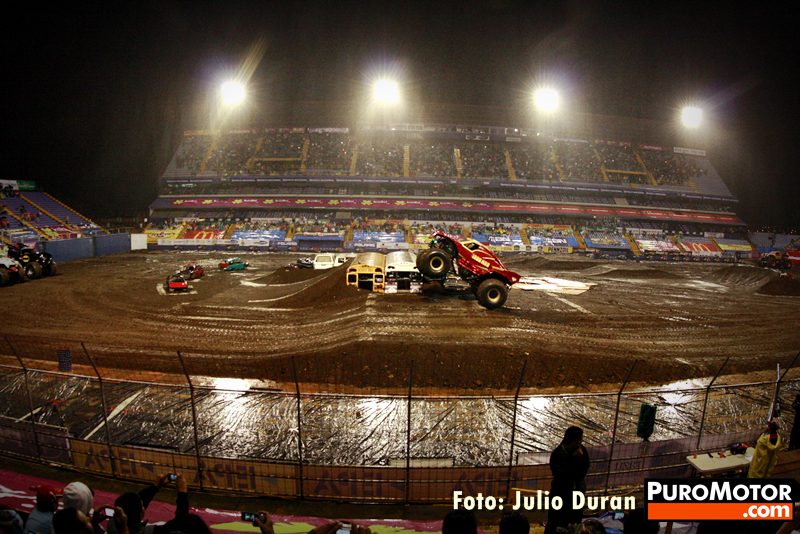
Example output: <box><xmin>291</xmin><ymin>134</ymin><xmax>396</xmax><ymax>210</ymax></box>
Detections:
<box><xmin>62</xmin><ymin>482</ymin><xmax>94</xmax><ymax>516</ymax></box>
<box><xmin>748</xmin><ymin>421</ymin><xmax>783</xmax><ymax>478</ymax></box>
<box><xmin>24</xmin><ymin>485</ymin><xmax>60</xmax><ymax>534</ymax></box>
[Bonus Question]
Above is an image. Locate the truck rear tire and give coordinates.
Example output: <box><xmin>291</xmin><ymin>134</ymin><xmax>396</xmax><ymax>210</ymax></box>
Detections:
<box><xmin>0</xmin><ymin>269</ymin><xmax>9</xmax><ymax>287</ymax></box>
<box><xmin>25</xmin><ymin>263</ymin><xmax>43</xmax><ymax>280</ymax></box>
<box><xmin>417</xmin><ymin>248</ymin><xmax>451</xmax><ymax>279</ymax></box>
<box><xmin>476</xmin><ymin>278</ymin><xmax>508</xmax><ymax>310</ymax></box>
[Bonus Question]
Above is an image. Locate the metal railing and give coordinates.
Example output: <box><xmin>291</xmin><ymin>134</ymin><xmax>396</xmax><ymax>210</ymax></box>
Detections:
<box><xmin>1</xmin><ymin>336</ymin><xmax>797</xmax><ymax>503</ymax></box>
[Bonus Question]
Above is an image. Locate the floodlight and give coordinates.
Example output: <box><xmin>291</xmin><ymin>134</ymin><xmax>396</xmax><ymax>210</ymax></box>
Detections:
<box><xmin>533</xmin><ymin>87</ymin><xmax>560</xmax><ymax>114</ymax></box>
<box><xmin>681</xmin><ymin>106</ymin><xmax>703</xmax><ymax>129</ymax></box>
<box><xmin>220</xmin><ymin>80</ymin><xmax>246</xmax><ymax>107</ymax></box>
<box><xmin>373</xmin><ymin>79</ymin><xmax>400</xmax><ymax>104</ymax></box>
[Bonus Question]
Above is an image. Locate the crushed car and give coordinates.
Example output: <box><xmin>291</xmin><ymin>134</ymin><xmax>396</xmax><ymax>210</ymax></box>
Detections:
<box><xmin>218</xmin><ymin>257</ymin><xmax>249</xmax><ymax>271</ymax></box>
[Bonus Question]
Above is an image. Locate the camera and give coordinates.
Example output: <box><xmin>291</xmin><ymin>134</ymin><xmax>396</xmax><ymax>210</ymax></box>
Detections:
<box><xmin>336</xmin><ymin>523</ymin><xmax>352</xmax><ymax>534</ymax></box>
<box><xmin>241</xmin><ymin>512</ymin><xmax>265</xmax><ymax>526</ymax></box>
<box><xmin>167</xmin><ymin>473</ymin><xmax>177</xmax><ymax>482</ymax></box>
<box><xmin>104</xmin><ymin>507</ymin><xmax>115</xmax><ymax>518</ymax></box>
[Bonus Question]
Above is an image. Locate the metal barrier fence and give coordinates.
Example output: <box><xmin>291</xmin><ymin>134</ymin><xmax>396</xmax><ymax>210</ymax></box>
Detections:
<box><xmin>0</xmin><ymin>336</ymin><xmax>798</xmax><ymax>503</ymax></box>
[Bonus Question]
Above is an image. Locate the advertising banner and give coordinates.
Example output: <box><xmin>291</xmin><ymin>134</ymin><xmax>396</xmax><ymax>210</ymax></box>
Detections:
<box><xmin>636</xmin><ymin>239</ymin><xmax>681</xmax><ymax>252</ymax></box>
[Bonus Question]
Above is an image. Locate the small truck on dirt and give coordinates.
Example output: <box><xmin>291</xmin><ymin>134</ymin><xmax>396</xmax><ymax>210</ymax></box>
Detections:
<box><xmin>7</xmin><ymin>243</ymin><xmax>57</xmax><ymax>279</ymax></box>
<box><xmin>416</xmin><ymin>231</ymin><xmax>521</xmax><ymax>309</ymax></box>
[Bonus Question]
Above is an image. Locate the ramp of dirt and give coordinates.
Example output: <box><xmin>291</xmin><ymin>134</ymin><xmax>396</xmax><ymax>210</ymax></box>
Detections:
<box><xmin>757</xmin><ymin>275</ymin><xmax>800</xmax><ymax>296</ymax></box>
<box><xmin>582</xmin><ymin>265</ymin><xmax>682</xmax><ymax>279</ymax></box>
<box><xmin>705</xmin><ymin>265</ymin><xmax>775</xmax><ymax>287</ymax></box>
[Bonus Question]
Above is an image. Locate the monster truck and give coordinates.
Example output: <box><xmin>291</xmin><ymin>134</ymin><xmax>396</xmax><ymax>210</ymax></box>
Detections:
<box><xmin>416</xmin><ymin>231</ymin><xmax>521</xmax><ymax>310</ymax></box>
<box><xmin>0</xmin><ymin>257</ymin><xmax>25</xmax><ymax>287</ymax></box>
<box><xmin>759</xmin><ymin>251</ymin><xmax>792</xmax><ymax>271</ymax></box>
<box><xmin>7</xmin><ymin>244</ymin><xmax>57</xmax><ymax>279</ymax></box>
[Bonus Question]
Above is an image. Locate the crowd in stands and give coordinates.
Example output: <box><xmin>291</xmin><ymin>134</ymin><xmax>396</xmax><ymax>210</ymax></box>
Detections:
<box><xmin>174</xmin><ymin>136</ymin><xmax>211</xmax><ymax>174</ymax></box>
<box><xmin>355</xmin><ymin>138</ymin><xmax>403</xmax><ymax>176</ymax></box>
<box><xmin>168</xmin><ymin>131</ymin><xmax>713</xmax><ymax>190</ymax></box>
<box><xmin>255</xmin><ymin>132</ymin><xmax>304</xmax><ymax>159</ymax></box>
<box><xmin>408</xmin><ymin>141</ymin><xmax>455</xmax><ymax>177</ymax></box>
<box><xmin>206</xmin><ymin>133</ymin><xmax>258</xmax><ymax>177</ymax></box>
<box><xmin>595</xmin><ymin>143</ymin><xmax>643</xmax><ymax>171</ymax></box>
<box><xmin>292</xmin><ymin>215</ymin><xmax>348</xmax><ymax>235</ymax></box>
<box><xmin>556</xmin><ymin>142</ymin><xmax>604</xmax><ymax>182</ymax></box>
<box><xmin>305</xmin><ymin>133</ymin><xmax>352</xmax><ymax>173</ymax></box>
<box><xmin>508</xmin><ymin>144</ymin><xmax>560</xmax><ymax>181</ymax></box>
<box><xmin>351</xmin><ymin>218</ymin><xmax>403</xmax><ymax>235</ymax></box>
<box><xmin>458</xmin><ymin>142</ymin><xmax>508</xmax><ymax>179</ymax></box>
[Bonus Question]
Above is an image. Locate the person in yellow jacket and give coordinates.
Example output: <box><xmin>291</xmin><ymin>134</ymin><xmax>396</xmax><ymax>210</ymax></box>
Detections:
<box><xmin>748</xmin><ymin>421</ymin><xmax>782</xmax><ymax>478</ymax></box>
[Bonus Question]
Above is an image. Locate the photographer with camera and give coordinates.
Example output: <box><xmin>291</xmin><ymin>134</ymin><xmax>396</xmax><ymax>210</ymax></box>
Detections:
<box><xmin>108</xmin><ymin>473</ymin><xmax>188</xmax><ymax>534</ymax></box>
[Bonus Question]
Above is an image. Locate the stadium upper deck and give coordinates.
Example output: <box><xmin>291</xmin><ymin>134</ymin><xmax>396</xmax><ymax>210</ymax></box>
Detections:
<box><xmin>152</xmin><ymin>122</ymin><xmax>740</xmax><ymax>228</ymax></box>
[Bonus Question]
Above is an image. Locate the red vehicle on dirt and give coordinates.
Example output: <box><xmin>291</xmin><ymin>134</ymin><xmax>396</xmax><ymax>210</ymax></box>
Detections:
<box><xmin>164</xmin><ymin>273</ymin><xmax>189</xmax><ymax>292</ymax></box>
<box><xmin>179</xmin><ymin>263</ymin><xmax>205</xmax><ymax>279</ymax></box>
<box><xmin>416</xmin><ymin>231</ymin><xmax>521</xmax><ymax>309</ymax></box>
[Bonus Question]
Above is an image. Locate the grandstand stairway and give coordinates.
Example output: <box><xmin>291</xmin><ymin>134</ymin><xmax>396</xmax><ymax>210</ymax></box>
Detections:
<box><xmin>504</xmin><ymin>148</ymin><xmax>518</xmax><ymax>181</ymax></box>
<box><xmin>593</xmin><ymin>147</ymin><xmax>611</xmax><ymax>182</ymax></box>
<box><xmin>635</xmin><ymin>152</ymin><xmax>658</xmax><ymax>186</ymax></box>
<box><xmin>349</xmin><ymin>146</ymin><xmax>358</xmax><ymax>175</ymax></box>
<box><xmin>402</xmin><ymin>144</ymin><xmax>410</xmax><ymax>177</ymax></box>
<box><xmin>223</xmin><ymin>224</ymin><xmax>237</xmax><ymax>240</ymax></box>
<box><xmin>453</xmin><ymin>147</ymin><xmax>463</xmax><ymax>179</ymax></box>
<box><xmin>27</xmin><ymin>192</ymin><xmax>106</xmax><ymax>233</ymax></box>
<box><xmin>3</xmin><ymin>209</ymin><xmax>48</xmax><ymax>239</ymax></box>
<box><xmin>19</xmin><ymin>193</ymin><xmax>74</xmax><ymax>230</ymax></box>
<box><xmin>624</xmin><ymin>234</ymin><xmax>642</xmax><ymax>256</ymax></box>
<box><xmin>550</xmin><ymin>147</ymin><xmax>566</xmax><ymax>182</ymax></box>
<box><xmin>299</xmin><ymin>138</ymin><xmax>310</xmax><ymax>173</ymax></box>
<box><xmin>520</xmin><ymin>226</ymin><xmax>531</xmax><ymax>246</ymax></box>
<box><xmin>573</xmin><ymin>230</ymin><xmax>587</xmax><ymax>250</ymax></box>
<box><xmin>199</xmin><ymin>137</ymin><xmax>218</xmax><ymax>174</ymax></box>
<box><xmin>404</xmin><ymin>223</ymin><xmax>414</xmax><ymax>244</ymax></box>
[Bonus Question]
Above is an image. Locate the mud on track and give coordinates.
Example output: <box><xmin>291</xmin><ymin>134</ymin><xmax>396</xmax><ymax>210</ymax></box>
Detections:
<box><xmin>1</xmin><ymin>251</ymin><xmax>798</xmax><ymax>394</ymax></box>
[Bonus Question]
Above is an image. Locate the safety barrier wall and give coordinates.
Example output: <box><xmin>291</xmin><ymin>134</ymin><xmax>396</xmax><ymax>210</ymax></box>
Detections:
<box><xmin>0</xmin><ymin>341</ymin><xmax>798</xmax><ymax>504</ymax></box>
<box><xmin>41</xmin><ymin>237</ymin><xmax>94</xmax><ymax>262</ymax></box>
<box><xmin>94</xmin><ymin>233</ymin><xmax>132</xmax><ymax>256</ymax></box>
<box><xmin>40</xmin><ymin>234</ymin><xmax>133</xmax><ymax>261</ymax></box>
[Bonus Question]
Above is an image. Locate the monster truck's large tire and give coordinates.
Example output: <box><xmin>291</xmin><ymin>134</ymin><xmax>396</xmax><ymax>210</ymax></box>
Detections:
<box><xmin>417</xmin><ymin>248</ymin><xmax>451</xmax><ymax>279</ymax></box>
<box><xmin>25</xmin><ymin>262</ymin><xmax>43</xmax><ymax>280</ymax></box>
<box><xmin>0</xmin><ymin>269</ymin><xmax>9</xmax><ymax>287</ymax></box>
<box><xmin>476</xmin><ymin>278</ymin><xmax>508</xmax><ymax>310</ymax></box>
<box><xmin>44</xmin><ymin>261</ymin><xmax>57</xmax><ymax>277</ymax></box>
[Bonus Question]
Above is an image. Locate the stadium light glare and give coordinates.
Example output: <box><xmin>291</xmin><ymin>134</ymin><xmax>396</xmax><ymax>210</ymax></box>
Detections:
<box><xmin>220</xmin><ymin>80</ymin><xmax>246</xmax><ymax>107</ymax></box>
<box><xmin>533</xmin><ymin>87</ymin><xmax>561</xmax><ymax>114</ymax></box>
<box><xmin>373</xmin><ymin>79</ymin><xmax>401</xmax><ymax>104</ymax></box>
<box><xmin>681</xmin><ymin>106</ymin><xmax>703</xmax><ymax>129</ymax></box>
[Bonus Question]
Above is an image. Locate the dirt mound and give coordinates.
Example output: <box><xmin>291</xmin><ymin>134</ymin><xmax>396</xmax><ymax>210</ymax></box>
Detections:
<box><xmin>261</xmin><ymin>266</ymin><xmax>325</xmax><ymax>285</ymax></box>
<box><xmin>757</xmin><ymin>275</ymin><xmax>800</xmax><ymax>296</ymax></box>
<box><xmin>705</xmin><ymin>265</ymin><xmax>774</xmax><ymax>287</ymax></box>
<box><xmin>277</xmin><ymin>265</ymin><xmax>366</xmax><ymax>308</ymax></box>
<box><xmin>506</xmin><ymin>255</ymin><xmax>596</xmax><ymax>272</ymax></box>
<box><xmin>583</xmin><ymin>265</ymin><xmax>681</xmax><ymax>279</ymax></box>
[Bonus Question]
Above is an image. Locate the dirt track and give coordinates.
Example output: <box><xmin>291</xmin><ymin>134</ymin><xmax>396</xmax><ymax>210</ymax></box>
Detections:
<box><xmin>2</xmin><ymin>252</ymin><xmax>799</xmax><ymax>394</ymax></box>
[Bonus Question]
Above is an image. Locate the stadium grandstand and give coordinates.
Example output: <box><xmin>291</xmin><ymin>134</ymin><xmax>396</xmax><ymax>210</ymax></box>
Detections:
<box><xmin>0</xmin><ymin>181</ymin><xmax>106</xmax><ymax>250</ymax></box>
<box><xmin>145</xmin><ymin>113</ymin><xmax>800</xmax><ymax>262</ymax></box>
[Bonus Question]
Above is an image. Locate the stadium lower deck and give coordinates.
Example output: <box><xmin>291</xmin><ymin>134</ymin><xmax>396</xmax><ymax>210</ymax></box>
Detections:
<box><xmin>1</xmin><ymin>251</ymin><xmax>798</xmax><ymax>394</ymax></box>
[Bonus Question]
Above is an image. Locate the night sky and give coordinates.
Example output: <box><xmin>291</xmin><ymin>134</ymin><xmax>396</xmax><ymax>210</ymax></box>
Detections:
<box><xmin>4</xmin><ymin>2</ymin><xmax>799</xmax><ymax>228</ymax></box>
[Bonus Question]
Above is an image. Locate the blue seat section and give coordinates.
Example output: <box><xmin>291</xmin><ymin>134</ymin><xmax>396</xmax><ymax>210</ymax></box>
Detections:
<box><xmin>24</xmin><ymin>192</ymin><xmax>96</xmax><ymax>227</ymax></box>
<box><xmin>1</xmin><ymin>197</ymin><xmax>59</xmax><ymax>227</ymax></box>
